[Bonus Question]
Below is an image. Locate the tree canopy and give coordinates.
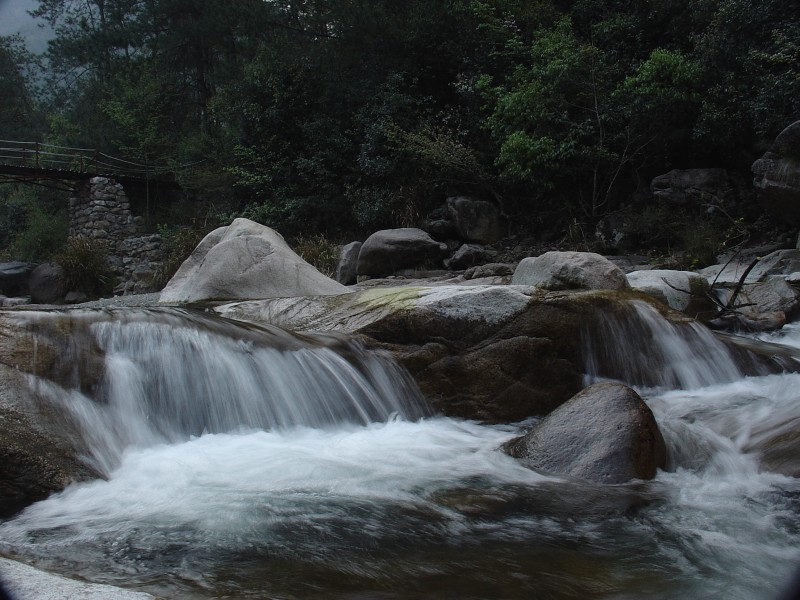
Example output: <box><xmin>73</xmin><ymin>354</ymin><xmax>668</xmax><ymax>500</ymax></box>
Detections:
<box><xmin>0</xmin><ymin>0</ymin><xmax>797</xmax><ymax>237</ymax></box>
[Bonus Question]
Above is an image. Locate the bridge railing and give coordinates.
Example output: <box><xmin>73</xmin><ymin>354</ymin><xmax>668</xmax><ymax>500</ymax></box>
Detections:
<box><xmin>0</xmin><ymin>140</ymin><xmax>166</xmax><ymax>178</ymax></box>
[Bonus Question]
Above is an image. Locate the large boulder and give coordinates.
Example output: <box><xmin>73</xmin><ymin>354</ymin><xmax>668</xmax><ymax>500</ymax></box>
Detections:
<box><xmin>334</xmin><ymin>241</ymin><xmax>362</xmax><ymax>285</ymax></box>
<box><xmin>0</xmin><ymin>311</ymin><xmax>103</xmax><ymax>518</ymax></box>
<box><xmin>0</xmin><ymin>261</ymin><xmax>36</xmax><ymax>296</ymax></box>
<box><xmin>503</xmin><ymin>382</ymin><xmax>668</xmax><ymax>484</ymax></box>
<box><xmin>446</xmin><ymin>197</ymin><xmax>508</xmax><ymax>244</ymax></box>
<box><xmin>29</xmin><ymin>262</ymin><xmax>67</xmax><ymax>305</ymax></box>
<box><xmin>159</xmin><ymin>219</ymin><xmax>350</xmax><ymax>304</ymax></box>
<box><xmin>357</xmin><ymin>228</ymin><xmax>448</xmax><ymax>277</ymax></box>
<box><xmin>512</xmin><ymin>251</ymin><xmax>630</xmax><ymax>291</ymax></box>
<box><xmin>627</xmin><ymin>269</ymin><xmax>716</xmax><ymax>319</ymax></box>
<box><xmin>752</xmin><ymin>120</ymin><xmax>800</xmax><ymax>224</ymax></box>
<box><xmin>217</xmin><ymin>286</ymin><xmax>687</xmax><ymax>422</ymax></box>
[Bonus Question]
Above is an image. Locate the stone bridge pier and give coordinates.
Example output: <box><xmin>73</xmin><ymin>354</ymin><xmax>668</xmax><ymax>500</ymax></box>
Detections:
<box><xmin>69</xmin><ymin>177</ymin><xmax>165</xmax><ymax>294</ymax></box>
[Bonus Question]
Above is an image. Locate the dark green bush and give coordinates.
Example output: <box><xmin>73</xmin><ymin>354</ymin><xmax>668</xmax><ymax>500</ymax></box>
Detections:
<box><xmin>0</xmin><ymin>186</ymin><xmax>69</xmax><ymax>261</ymax></box>
<box><xmin>56</xmin><ymin>236</ymin><xmax>115</xmax><ymax>298</ymax></box>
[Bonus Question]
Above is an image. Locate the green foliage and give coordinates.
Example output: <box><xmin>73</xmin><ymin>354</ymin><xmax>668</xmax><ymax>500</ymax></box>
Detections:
<box><xmin>0</xmin><ymin>35</ymin><xmax>41</xmax><ymax>140</ymax></box>
<box><xmin>482</xmin><ymin>17</ymin><xmax>627</xmax><ymax>216</ymax></box>
<box><xmin>0</xmin><ymin>186</ymin><xmax>68</xmax><ymax>262</ymax></box>
<box><xmin>19</xmin><ymin>0</ymin><xmax>798</xmax><ymax>246</ymax></box>
<box><xmin>55</xmin><ymin>236</ymin><xmax>115</xmax><ymax>298</ymax></box>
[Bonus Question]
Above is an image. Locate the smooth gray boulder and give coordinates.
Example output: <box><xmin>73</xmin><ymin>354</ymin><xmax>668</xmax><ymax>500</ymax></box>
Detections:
<box><xmin>357</xmin><ymin>228</ymin><xmax>448</xmax><ymax>277</ymax></box>
<box><xmin>0</xmin><ymin>557</ymin><xmax>157</xmax><ymax>600</ymax></box>
<box><xmin>503</xmin><ymin>382</ymin><xmax>667</xmax><ymax>484</ymax></box>
<box><xmin>159</xmin><ymin>219</ymin><xmax>350</xmax><ymax>303</ymax></box>
<box><xmin>334</xmin><ymin>241</ymin><xmax>362</xmax><ymax>285</ymax></box>
<box><xmin>446</xmin><ymin>196</ymin><xmax>507</xmax><ymax>244</ymax></box>
<box><xmin>627</xmin><ymin>269</ymin><xmax>716</xmax><ymax>318</ymax></box>
<box><xmin>512</xmin><ymin>251</ymin><xmax>630</xmax><ymax>291</ymax></box>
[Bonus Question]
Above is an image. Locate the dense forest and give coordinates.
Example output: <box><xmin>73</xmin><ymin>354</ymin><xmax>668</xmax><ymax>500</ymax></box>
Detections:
<box><xmin>1</xmin><ymin>0</ymin><xmax>798</xmax><ymax>267</ymax></box>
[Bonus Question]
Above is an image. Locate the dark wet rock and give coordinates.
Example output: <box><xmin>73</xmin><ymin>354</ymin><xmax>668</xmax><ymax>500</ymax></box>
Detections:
<box><xmin>0</xmin><ymin>364</ymin><xmax>100</xmax><ymax>518</ymax></box>
<box><xmin>752</xmin><ymin>120</ymin><xmax>800</xmax><ymax>224</ymax></box>
<box><xmin>0</xmin><ymin>262</ymin><xmax>36</xmax><ymax>297</ymax></box>
<box><xmin>503</xmin><ymin>382</ymin><xmax>667</xmax><ymax>484</ymax></box>
<box><xmin>421</xmin><ymin>218</ymin><xmax>457</xmax><ymax>241</ymax></box>
<box><xmin>29</xmin><ymin>262</ymin><xmax>67</xmax><ymax>305</ymax></box>
<box><xmin>445</xmin><ymin>244</ymin><xmax>495</xmax><ymax>270</ymax></box>
<box><xmin>357</xmin><ymin>228</ymin><xmax>448</xmax><ymax>277</ymax></box>
<box><xmin>446</xmin><ymin>197</ymin><xmax>508</xmax><ymax>244</ymax></box>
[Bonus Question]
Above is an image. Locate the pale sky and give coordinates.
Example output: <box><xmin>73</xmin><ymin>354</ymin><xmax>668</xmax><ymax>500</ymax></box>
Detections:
<box><xmin>0</xmin><ymin>0</ymin><xmax>53</xmax><ymax>54</ymax></box>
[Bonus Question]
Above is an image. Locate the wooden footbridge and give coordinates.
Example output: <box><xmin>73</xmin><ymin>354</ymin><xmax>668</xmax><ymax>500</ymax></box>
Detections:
<box><xmin>0</xmin><ymin>139</ymin><xmax>180</xmax><ymax>189</ymax></box>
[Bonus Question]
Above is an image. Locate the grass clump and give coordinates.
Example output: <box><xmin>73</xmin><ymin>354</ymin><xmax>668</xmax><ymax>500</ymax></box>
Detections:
<box><xmin>290</xmin><ymin>233</ymin><xmax>340</xmax><ymax>278</ymax></box>
<box><xmin>56</xmin><ymin>236</ymin><xmax>115</xmax><ymax>298</ymax></box>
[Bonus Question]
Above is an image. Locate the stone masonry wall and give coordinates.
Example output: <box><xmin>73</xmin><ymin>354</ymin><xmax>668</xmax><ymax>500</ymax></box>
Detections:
<box><xmin>69</xmin><ymin>177</ymin><xmax>165</xmax><ymax>294</ymax></box>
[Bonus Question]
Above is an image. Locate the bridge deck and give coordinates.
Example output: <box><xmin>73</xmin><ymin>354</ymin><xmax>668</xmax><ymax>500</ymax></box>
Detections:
<box><xmin>0</xmin><ymin>140</ymin><xmax>178</xmax><ymax>186</ymax></box>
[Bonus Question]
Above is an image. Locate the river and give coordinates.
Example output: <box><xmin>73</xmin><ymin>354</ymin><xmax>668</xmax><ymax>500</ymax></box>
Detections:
<box><xmin>0</xmin><ymin>305</ymin><xmax>799</xmax><ymax>599</ymax></box>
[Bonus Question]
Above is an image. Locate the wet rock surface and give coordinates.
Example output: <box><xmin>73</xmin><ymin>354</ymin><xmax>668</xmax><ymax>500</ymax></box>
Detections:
<box><xmin>503</xmin><ymin>382</ymin><xmax>668</xmax><ymax>484</ymax></box>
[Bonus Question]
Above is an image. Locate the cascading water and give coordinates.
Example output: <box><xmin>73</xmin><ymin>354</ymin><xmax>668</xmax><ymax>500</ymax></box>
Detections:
<box><xmin>1</xmin><ymin>303</ymin><xmax>800</xmax><ymax>600</ymax></box>
<box><xmin>20</xmin><ymin>307</ymin><xmax>431</xmax><ymax>473</ymax></box>
<box><xmin>582</xmin><ymin>299</ymin><xmax>772</xmax><ymax>388</ymax></box>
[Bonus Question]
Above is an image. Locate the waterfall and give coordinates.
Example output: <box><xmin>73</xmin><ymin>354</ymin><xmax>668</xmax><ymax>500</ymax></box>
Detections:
<box><xmin>3</xmin><ymin>303</ymin><xmax>800</xmax><ymax>600</ymax></box>
<box><xmin>582</xmin><ymin>299</ymin><xmax>772</xmax><ymax>389</ymax></box>
<box><xmin>25</xmin><ymin>308</ymin><xmax>431</xmax><ymax>473</ymax></box>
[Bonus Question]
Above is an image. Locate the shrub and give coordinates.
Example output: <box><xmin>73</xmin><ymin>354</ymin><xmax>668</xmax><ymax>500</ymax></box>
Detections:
<box><xmin>290</xmin><ymin>233</ymin><xmax>340</xmax><ymax>278</ymax></box>
<box><xmin>56</xmin><ymin>236</ymin><xmax>115</xmax><ymax>298</ymax></box>
<box><xmin>1</xmin><ymin>186</ymin><xmax>69</xmax><ymax>261</ymax></box>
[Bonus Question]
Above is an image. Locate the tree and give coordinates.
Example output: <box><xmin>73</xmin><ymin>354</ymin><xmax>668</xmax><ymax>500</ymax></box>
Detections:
<box><xmin>0</xmin><ymin>35</ymin><xmax>42</xmax><ymax>140</ymax></box>
<box><xmin>481</xmin><ymin>17</ymin><xmax>629</xmax><ymax>219</ymax></box>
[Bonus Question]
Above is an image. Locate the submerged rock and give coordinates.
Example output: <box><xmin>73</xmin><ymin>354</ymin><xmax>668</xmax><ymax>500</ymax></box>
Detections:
<box><xmin>503</xmin><ymin>382</ymin><xmax>667</xmax><ymax>484</ymax></box>
<box><xmin>159</xmin><ymin>218</ymin><xmax>349</xmax><ymax>304</ymax></box>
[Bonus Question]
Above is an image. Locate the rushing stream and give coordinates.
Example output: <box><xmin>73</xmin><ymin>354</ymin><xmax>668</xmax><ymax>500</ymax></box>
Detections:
<box><xmin>1</xmin><ymin>305</ymin><xmax>800</xmax><ymax>599</ymax></box>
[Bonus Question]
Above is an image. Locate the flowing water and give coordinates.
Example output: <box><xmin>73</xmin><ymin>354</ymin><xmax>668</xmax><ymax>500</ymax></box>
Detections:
<box><xmin>1</xmin><ymin>304</ymin><xmax>800</xmax><ymax>599</ymax></box>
